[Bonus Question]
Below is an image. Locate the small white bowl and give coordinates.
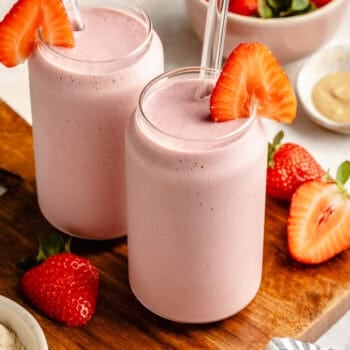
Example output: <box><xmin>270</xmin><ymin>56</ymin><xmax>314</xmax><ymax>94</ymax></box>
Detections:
<box><xmin>0</xmin><ymin>295</ymin><xmax>48</xmax><ymax>350</ymax></box>
<box><xmin>297</xmin><ymin>46</ymin><xmax>350</xmax><ymax>135</ymax></box>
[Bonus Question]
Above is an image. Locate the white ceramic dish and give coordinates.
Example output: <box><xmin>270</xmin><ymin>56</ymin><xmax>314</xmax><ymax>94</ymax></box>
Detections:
<box><xmin>0</xmin><ymin>295</ymin><xmax>48</xmax><ymax>350</ymax></box>
<box><xmin>297</xmin><ymin>46</ymin><xmax>350</xmax><ymax>135</ymax></box>
<box><xmin>185</xmin><ymin>0</ymin><xmax>349</xmax><ymax>64</ymax></box>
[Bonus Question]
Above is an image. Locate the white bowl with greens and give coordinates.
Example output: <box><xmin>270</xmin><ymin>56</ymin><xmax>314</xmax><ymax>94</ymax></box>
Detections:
<box><xmin>185</xmin><ymin>0</ymin><xmax>349</xmax><ymax>64</ymax></box>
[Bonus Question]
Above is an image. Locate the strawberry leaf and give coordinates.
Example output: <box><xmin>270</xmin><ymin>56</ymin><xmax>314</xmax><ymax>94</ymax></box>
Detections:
<box><xmin>17</xmin><ymin>256</ymin><xmax>39</xmax><ymax>270</ymax></box>
<box><xmin>291</xmin><ymin>0</ymin><xmax>310</xmax><ymax>11</ymax></box>
<box><xmin>273</xmin><ymin>130</ymin><xmax>284</xmax><ymax>145</ymax></box>
<box><xmin>335</xmin><ymin>161</ymin><xmax>350</xmax><ymax>199</ymax></box>
<box><xmin>259</xmin><ymin>0</ymin><xmax>314</xmax><ymax>17</ymax></box>
<box><xmin>39</xmin><ymin>233</ymin><xmax>66</xmax><ymax>259</ymax></box>
<box><xmin>322</xmin><ymin>169</ymin><xmax>332</xmax><ymax>182</ymax></box>
<box><xmin>258</xmin><ymin>0</ymin><xmax>274</xmax><ymax>18</ymax></box>
<box><xmin>18</xmin><ymin>233</ymin><xmax>71</xmax><ymax>270</ymax></box>
<box><xmin>336</xmin><ymin>161</ymin><xmax>350</xmax><ymax>186</ymax></box>
<box><xmin>268</xmin><ymin>130</ymin><xmax>284</xmax><ymax>167</ymax></box>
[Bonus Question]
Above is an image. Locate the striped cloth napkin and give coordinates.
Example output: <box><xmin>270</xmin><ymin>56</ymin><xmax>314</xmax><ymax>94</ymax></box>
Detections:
<box><xmin>267</xmin><ymin>338</ymin><xmax>335</xmax><ymax>350</ymax></box>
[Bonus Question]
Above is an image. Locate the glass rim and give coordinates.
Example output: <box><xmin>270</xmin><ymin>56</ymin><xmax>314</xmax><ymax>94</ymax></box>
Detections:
<box><xmin>137</xmin><ymin>66</ymin><xmax>257</xmax><ymax>145</ymax></box>
<box><xmin>37</xmin><ymin>0</ymin><xmax>153</xmax><ymax>65</ymax></box>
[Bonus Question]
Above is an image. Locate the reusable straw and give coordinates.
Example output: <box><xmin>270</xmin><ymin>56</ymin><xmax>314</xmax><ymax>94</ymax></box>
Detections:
<box><xmin>63</xmin><ymin>0</ymin><xmax>84</xmax><ymax>31</ymax></box>
<box><xmin>197</xmin><ymin>0</ymin><xmax>229</xmax><ymax>98</ymax></box>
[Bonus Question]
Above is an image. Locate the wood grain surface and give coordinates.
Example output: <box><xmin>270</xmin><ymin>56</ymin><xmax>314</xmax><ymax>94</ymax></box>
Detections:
<box><xmin>0</xmin><ymin>100</ymin><xmax>350</xmax><ymax>349</ymax></box>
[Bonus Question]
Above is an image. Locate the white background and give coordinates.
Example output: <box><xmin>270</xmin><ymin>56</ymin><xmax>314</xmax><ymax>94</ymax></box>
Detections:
<box><xmin>0</xmin><ymin>0</ymin><xmax>349</xmax><ymax>348</ymax></box>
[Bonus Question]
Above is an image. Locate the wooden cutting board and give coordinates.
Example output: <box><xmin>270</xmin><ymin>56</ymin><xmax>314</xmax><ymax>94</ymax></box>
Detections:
<box><xmin>0</xmin><ymin>100</ymin><xmax>350</xmax><ymax>349</ymax></box>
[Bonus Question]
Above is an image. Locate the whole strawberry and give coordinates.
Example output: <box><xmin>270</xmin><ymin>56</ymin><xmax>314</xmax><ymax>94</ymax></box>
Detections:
<box><xmin>266</xmin><ymin>131</ymin><xmax>325</xmax><ymax>201</ymax></box>
<box><xmin>19</xmin><ymin>234</ymin><xmax>99</xmax><ymax>327</ymax></box>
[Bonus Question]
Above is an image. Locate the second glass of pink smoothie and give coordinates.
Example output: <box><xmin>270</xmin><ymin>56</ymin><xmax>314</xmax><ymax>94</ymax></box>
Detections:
<box><xmin>29</xmin><ymin>0</ymin><xmax>164</xmax><ymax>239</ymax></box>
<box><xmin>125</xmin><ymin>67</ymin><xmax>268</xmax><ymax>323</ymax></box>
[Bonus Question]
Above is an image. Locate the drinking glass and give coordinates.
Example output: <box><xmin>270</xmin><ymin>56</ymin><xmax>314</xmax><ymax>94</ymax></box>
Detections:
<box><xmin>29</xmin><ymin>0</ymin><xmax>164</xmax><ymax>239</ymax></box>
<box><xmin>125</xmin><ymin>67</ymin><xmax>268</xmax><ymax>323</ymax></box>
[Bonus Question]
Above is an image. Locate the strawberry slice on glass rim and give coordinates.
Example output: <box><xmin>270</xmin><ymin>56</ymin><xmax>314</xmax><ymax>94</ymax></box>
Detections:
<box><xmin>40</xmin><ymin>0</ymin><xmax>75</xmax><ymax>48</ymax></box>
<box><xmin>210</xmin><ymin>42</ymin><xmax>297</xmax><ymax>124</ymax></box>
<box><xmin>0</xmin><ymin>0</ymin><xmax>74</xmax><ymax>68</ymax></box>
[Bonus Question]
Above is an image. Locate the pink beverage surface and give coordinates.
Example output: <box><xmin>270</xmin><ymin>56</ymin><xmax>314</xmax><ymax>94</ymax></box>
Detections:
<box><xmin>29</xmin><ymin>7</ymin><xmax>164</xmax><ymax>239</ymax></box>
<box><xmin>126</xmin><ymin>78</ymin><xmax>268</xmax><ymax>323</ymax></box>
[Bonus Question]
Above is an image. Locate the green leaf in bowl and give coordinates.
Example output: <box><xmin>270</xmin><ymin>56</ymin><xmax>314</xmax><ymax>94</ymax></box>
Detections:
<box><xmin>291</xmin><ymin>0</ymin><xmax>310</xmax><ymax>11</ymax></box>
<box><xmin>258</xmin><ymin>0</ymin><xmax>275</xmax><ymax>18</ymax></box>
<box><xmin>258</xmin><ymin>0</ymin><xmax>316</xmax><ymax>18</ymax></box>
<box><xmin>267</xmin><ymin>0</ymin><xmax>291</xmax><ymax>11</ymax></box>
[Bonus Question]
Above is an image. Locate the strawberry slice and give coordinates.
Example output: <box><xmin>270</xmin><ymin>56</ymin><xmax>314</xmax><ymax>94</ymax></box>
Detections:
<box><xmin>229</xmin><ymin>0</ymin><xmax>258</xmax><ymax>16</ymax></box>
<box><xmin>0</xmin><ymin>0</ymin><xmax>74</xmax><ymax>67</ymax></box>
<box><xmin>311</xmin><ymin>0</ymin><xmax>332</xmax><ymax>8</ymax></box>
<box><xmin>41</xmin><ymin>0</ymin><xmax>75</xmax><ymax>47</ymax></box>
<box><xmin>206</xmin><ymin>0</ymin><xmax>258</xmax><ymax>16</ymax></box>
<box><xmin>0</xmin><ymin>0</ymin><xmax>41</xmax><ymax>67</ymax></box>
<box><xmin>210</xmin><ymin>42</ymin><xmax>297</xmax><ymax>123</ymax></box>
<box><xmin>288</xmin><ymin>161</ymin><xmax>350</xmax><ymax>264</ymax></box>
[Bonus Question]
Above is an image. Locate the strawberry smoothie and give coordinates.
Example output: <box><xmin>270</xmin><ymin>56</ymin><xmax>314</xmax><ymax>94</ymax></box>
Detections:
<box><xmin>125</xmin><ymin>68</ymin><xmax>268</xmax><ymax>323</ymax></box>
<box><xmin>28</xmin><ymin>2</ymin><xmax>164</xmax><ymax>239</ymax></box>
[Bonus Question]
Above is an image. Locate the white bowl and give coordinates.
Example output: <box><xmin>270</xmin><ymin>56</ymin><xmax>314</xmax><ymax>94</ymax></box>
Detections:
<box><xmin>297</xmin><ymin>46</ymin><xmax>350</xmax><ymax>135</ymax></box>
<box><xmin>185</xmin><ymin>0</ymin><xmax>349</xmax><ymax>64</ymax></box>
<box><xmin>0</xmin><ymin>295</ymin><xmax>48</xmax><ymax>350</ymax></box>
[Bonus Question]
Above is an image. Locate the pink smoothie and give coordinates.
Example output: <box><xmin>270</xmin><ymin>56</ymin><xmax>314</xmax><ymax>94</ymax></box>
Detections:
<box><xmin>29</xmin><ymin>5</ymin><xmax>164</xmax><ymax>239</ymax></box>
<box><xmin>125</xmin><ymin>69</ymin><xmax>268</xmax><ymax>323</ymax></box>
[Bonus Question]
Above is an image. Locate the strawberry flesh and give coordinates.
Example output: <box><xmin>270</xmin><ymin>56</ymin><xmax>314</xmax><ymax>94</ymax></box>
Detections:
<box><xmin>210</xmin><ymin>42</ymin><xmax>297</xmax><ymax>124</ymax></box>
<box><xmin>0</xmin><ymin>0</ymin><xmax>41</xmax><ymax>67</ymax></box>
<box><xmin>41</xmin><ymin>0</ymin><xmax>74</xmax><ymax>47</ymax></box>
<box><xmin>0</xmin><ymin>0</ymin><xmax>74</xmax><ymax>67</ymax></box>
<box><xmin>288</xmin><ymin>181</ymin><xmax>350</xmax><ymax>264</ymax></box>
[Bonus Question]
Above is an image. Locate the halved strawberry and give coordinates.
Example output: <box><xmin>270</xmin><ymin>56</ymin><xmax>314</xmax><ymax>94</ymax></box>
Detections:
<box><xmin>0</xmin><ymin>0</ymin><xmax>74</xmax><ymax>67</ymax></box>
<box><xmin>288</xmin><ymin>161</ymin><xmax>350</xmax><ymax>264</ymax></box>
<box><xmin>0</xmin><ymin>0</ymin><xmax>41</xmax><ymax>67</ymax></box>
<box><xmin>41</xmin><ymin>0</ymin><xmax>75</xmax><ymax>47</ymax></box>
<box><xmin>210</xmin><ymin>42</ymin><xmax>297</xmax><ymax>123</ymax></box>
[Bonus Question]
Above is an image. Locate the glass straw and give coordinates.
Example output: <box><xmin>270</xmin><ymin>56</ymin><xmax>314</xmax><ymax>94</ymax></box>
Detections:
<box><xmin>63</xmin><ymin>0</ymin><xmax>84</xmax><ymax>31</ymax></box>
<box><xmin>196</xmin><ymin>0</ymin><xmax>229</xmax><ymax>99</ymax></box>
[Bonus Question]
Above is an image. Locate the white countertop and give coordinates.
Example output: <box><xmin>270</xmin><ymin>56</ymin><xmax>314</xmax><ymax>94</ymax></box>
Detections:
<box><xmin>0</xmin><ymin>0</ymin><xmax>349</xmax><ymax>348</ymax></box>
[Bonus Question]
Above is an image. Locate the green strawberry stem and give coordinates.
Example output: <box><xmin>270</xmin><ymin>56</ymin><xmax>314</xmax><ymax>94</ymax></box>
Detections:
<box><xmin>267</xmin><ymin>130</ymin><xmax>284</xmax><ymax>167</ymax></box>
<box><xmin>18</xmin><ymin>232</ymin><xmax>71</xmax><ymax>270</ymax></box>
<box><xmin>335</xmin><ymin>161</ymin><xmax>350</xmax><ymax>199</ymax></box>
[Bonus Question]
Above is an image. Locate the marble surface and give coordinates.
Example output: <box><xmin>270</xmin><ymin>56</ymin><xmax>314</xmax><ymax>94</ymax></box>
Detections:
<box><xmin>0</xmin><ymin>0</ymin><xmax>349</xmax><ymax>348</ymax></box>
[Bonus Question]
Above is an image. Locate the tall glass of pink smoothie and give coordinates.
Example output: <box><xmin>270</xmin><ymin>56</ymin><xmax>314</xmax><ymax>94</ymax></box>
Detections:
<box><xmin>125</xmin><ymin>67</ymin><xmax>268</xmax><ymax>323</ymax></box>
<box><xmin>29</xmin><ymin>0</ymin><xmax>164</xmax><ymax>239</ymax></box>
